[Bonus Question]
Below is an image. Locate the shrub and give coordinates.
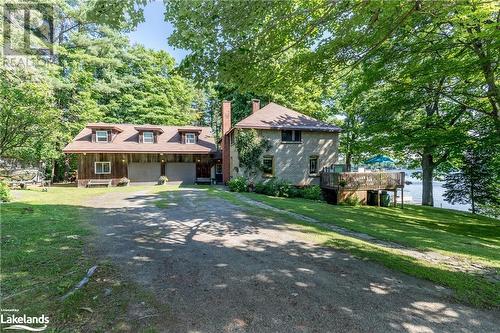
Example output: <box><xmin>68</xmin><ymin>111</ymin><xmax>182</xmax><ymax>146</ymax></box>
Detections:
<box><xmin>0</xmin><ymin>181</ymin><xmax>11</xmax><ymax>202</ymax></box>
<box><xmin>118</xmin><ymin>177</ymin><xmax>130</xmax><ymax>186</ymax></box>
<box><xmin>228</xmin><ymin>176</ymin><xmax>248</xmax><ymax>192</ymax></box>
<box><xmin>341</xmin><ymin>194</ymin><xmax>362</xmax><ymax>206</ymax></box>
<box><xmin>302</xmin><ymin>185</ymin><xmax>322</xmax><ymax>200</ymax></box>
<box><xmin>158</xmin><ymin>176</ymin><xmax>168</xmax><ymax>185</ymax></box>
<box><xmin>274</xmin><ymin>179</ymin><xmax>293</xmax><ymax>197</ymax></box>
<box><xmin>254</xmin><ymin>182</ymin><xmax>266</xmax><ymax>194</ymax></box>
<box><xmin>289</xmin><ymin>187</ymin><xmax>304</xmax><ymax>198</ymax></box>
<box><xmin>255</xmin><ymin>179</ymin><xmax>293</xmax><ymax>197</ymax></box>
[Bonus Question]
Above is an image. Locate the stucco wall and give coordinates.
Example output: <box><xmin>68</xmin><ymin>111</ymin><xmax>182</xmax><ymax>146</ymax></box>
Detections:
<box><xmin>230</xmin><ymin>129</ymin><xmax>339</xmax><ymax>185</ymax></box>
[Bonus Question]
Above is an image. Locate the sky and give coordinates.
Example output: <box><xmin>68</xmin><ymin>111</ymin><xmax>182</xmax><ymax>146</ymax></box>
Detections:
<box><xmin>127</xmin><ymin>1</ymin><xmax>188</xmax><ymax>64</ymax></box>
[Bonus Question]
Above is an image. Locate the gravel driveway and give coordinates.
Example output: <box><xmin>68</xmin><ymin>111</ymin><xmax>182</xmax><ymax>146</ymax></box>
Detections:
<box><xmin>84</xmin><ymin>187</ymin><xmax>499</xmax><ymax>333</ymax></box>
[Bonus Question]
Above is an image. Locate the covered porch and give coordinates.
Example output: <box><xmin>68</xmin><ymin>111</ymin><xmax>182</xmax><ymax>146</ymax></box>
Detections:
<box><xmin>76</xmin><ymin>152</ymin><xmax>221</xmax><ymax>187</ymax></box>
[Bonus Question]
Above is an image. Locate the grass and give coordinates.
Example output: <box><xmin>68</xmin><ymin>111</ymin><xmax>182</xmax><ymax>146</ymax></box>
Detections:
<box><xmin>204</xmin><ymin>187</ymin><xmax>500</xmax><ymax>308</ymax></box>
<box><xmin>0</xmin><ymin>185</ymin><xmax>172</xmax><ymax>332</ymax></box>
<box><xmin>238</xmin><ymin>192</ymin><xmax>500</xmax><ymax>267</ymax></box>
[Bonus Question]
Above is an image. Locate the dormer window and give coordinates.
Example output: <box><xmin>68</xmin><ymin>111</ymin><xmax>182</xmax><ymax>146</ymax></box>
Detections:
<box><xmin>185</xmin><ymin>133</ymin><xmax>196</xmax><ymax>144</ymax></box>
<box><xmin>143</xmin><ymin>131</ymin><xmax>154</xmax><ymax>143</ymax></box>
<box><xmin>96</xmin><ymin>130</ymin><xmax>109</xmax><ymax>143</ymax></box>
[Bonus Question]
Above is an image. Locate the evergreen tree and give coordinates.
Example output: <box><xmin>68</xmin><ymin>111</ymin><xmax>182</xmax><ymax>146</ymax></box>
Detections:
<box><xmin>443</xmin><ymin>146</ymin><xmax>499</xmax><ymax>215</ymax></box>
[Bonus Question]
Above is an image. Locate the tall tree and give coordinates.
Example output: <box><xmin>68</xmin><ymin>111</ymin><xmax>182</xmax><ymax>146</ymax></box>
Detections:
<box><xmin>0</xmin><ymin>68</ymin><xmax>61</xmax><ymax>161</ymax></box>
<box><xmin>165</xmin><ymin>0</ymin><xmax>498</xmax><ymax>206</ymax></box>
<box><xmin>443</xmin><ymin>145</ymin><xmax>499</xmax><ymax>216</ymax></box>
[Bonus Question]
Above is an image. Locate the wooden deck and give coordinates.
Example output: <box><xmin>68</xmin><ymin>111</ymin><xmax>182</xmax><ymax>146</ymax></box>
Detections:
<box><xmin>320</xmin><ymin>171</ymin><xmax>405</xmax><ymax>191</ymax></box>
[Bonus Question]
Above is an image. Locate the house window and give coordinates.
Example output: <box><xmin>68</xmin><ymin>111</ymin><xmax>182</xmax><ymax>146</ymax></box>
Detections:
<box><xmin>96</xmin><ymin>130</ymin><xmax>109</xmax><ymax>142</ymax></box>
<box><xmin>185</xmin><ymin>133</ymin><xmax>196</xmax><ymax>144</ymax></box>
<box><xmin>143</xmin><ymin>131</ymin><xmax>154</xmax><ymax>143</ymax></box>
<box><xmin>281</xmin><ymin>130</ymin><xmax>301</xmax><ymax>142</ymax></box>
<box><xmin>95</xmin><ymin>161</ymin><xmax>111</xmax><ymax>174</ymax></box>
<box><xmin>309</xmin><ymin>156</ymin><xmax>319</xmax><ymax>174</ymax></box>
<box><xmin>262</xmin><ymin>156</ymin><xmax>274</xmax><ymax>176</ymax></box>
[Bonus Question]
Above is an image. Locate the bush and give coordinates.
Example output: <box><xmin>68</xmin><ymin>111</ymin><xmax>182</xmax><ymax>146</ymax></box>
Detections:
<box><xmin>0</xmin><ymin>181</ymin><xmax>11</xmax><ymax>202</ymax></box>
<box><xmin>254</xmin><ymin>182</ymin><xmax>267</xmax><ymax>194</ymax></box>
<box><xmin>253</xmin><ymin>179</ymin><xmax>293</xmax><ymax>197</ymax></box>
<box><xmin>228</xmin><ymin>176</ymin><xmax>248</xmax><ymax>192</ymax></box>
<box><xmin>118</xmin><ymin>177</ymin><xmax>130</xmax><ymax>186</ymax></box>
<box><xmin>341</xmin><ymin>194</ymin><xmax>361</xmax><ymax>206</ymax></box>
<box><xmin>302</xmin><ymin>185</ymin><xmax>322</xmax><ymax>200</ymax></box>
<box><xmin>158</xmin><ymin>176</ymin><xmax>168</xmax><ymax>185</ymax></box>
<box><xmin>289</xmin><ymin>187</ymin><xmax>304</xmax><ymax>198</ymax></box>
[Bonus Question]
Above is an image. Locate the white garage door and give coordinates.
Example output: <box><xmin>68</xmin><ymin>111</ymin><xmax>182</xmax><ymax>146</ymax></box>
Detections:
<box><xmin>128</xmin><ymin>162</ymin><xmax>161</xmax><ymax>182</ymax></box>
<box><xmin>166</xmin><ymin>163</ymin><xmax>196</xmax><ymax>184</ymax></box>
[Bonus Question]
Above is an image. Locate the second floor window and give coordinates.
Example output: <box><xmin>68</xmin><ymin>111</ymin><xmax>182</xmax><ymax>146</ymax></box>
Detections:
<box><xmin>96</xmin><ymin>130</ymin><xmax>108</xmax><ymax>142</ymax></box>
<box><xmin>143</xmin><ymin>131</ymin><xmax>154</xmax><ymax>143</ymax></box>
<box><xmin>185</xmin><ymin>133</ymin><xmax>196</xmax><ymax>144</ymax></box>
<box><xmin>281</xmin><ymin>130</ymin><xmax>301</xmax><ymax>142</ymax></box>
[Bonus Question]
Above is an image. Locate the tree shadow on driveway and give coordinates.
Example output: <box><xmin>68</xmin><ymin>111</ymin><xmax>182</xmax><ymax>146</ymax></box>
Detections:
<box><xmin>79</xmin><ymin>188</ymin><xmax>500</xmax><ymax>332</ymax></box>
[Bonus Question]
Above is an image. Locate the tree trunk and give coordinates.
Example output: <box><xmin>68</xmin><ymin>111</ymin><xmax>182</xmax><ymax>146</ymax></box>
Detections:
<box><xmin>470</xmin><ymin>181</ymin><xmax>476</xmax><ymax>214</ymax></box>
<box><xmin>345</xmin><ymin>152</ymin><xmax>352</xmax><ymax>172</ymax></box>
<box><xmin>50</xmin><ymin>160</ymin><xmax>55</xmax><ymax>184</ymax></box>
<box><xmin>421</xmin><ymin>152</ymin><xmax>434</xmax><ymax>206</ymax></box>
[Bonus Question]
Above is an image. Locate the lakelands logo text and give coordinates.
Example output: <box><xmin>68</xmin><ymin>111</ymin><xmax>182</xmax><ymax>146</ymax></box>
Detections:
<box><xmin>0</xmin><ymin>313</ymin><xmax>49</xmax><ymax>331</ymax></box>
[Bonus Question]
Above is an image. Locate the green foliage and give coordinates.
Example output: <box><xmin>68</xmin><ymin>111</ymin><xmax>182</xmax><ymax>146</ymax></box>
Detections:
<box><xmin>254</xmin><ymin>180</ymin><xmax>322</xmax><ymax>200</ymax></box>
<box><xmin>166</xmin><ymin>0</ymin><xmax>499</xmax><ymax>206</ymax></box>
<box><xmin>341</xmin><ymin>194</ymin><xmax>362</xmax><ymax>206</ymax></box>
<box><xmin>254</xmin><ymin>179</ymin><xmax>291</xmax><ymax>198</ymax></box>
<box><xmin>227</xmin><ymin>176</ymin><xmax>248</xmax><ymax>192</ymax></box>
<box><xmin>0</xmin><ymin>68</ymin><xmax>61</xmax><ymax>161</ymax></box>
<box><xmin>0</xmin><ymin>181</ymin><xmax>11</xmax><ymax>202</ymax></box>
<box><xmin>444</xmin><ymin>145</ymin><xmax>500</xmax><ymax>216</ymax></box>
<box><xmin>302</xmin><ymin>185</ymin><xmax>322</xmax><ymax>201</ymax></box>
<box><xmin>234</xmin><ymin>129</ymin><xmax>271</xmax><ymax>178</ymax></box>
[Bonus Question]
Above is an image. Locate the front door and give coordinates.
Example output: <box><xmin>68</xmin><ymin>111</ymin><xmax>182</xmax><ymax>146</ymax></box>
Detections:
<box><xmin>196</xmin><ymin>163</ymin><xmax>211</xmax><ymax>179</ymax></box>
<box><xmin>215</xmin><ymin>163</ymin><xmax>223</xmax><ymax>182</ymax></box>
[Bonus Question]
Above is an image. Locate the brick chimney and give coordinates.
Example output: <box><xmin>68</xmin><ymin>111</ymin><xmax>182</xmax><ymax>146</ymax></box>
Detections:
<box><xmin>252</xmin><ymin>99</ymin><xmax>260</xmax><ymax>114</ymax></box>
<box><xmin>221</xmin><ymin>100</ymin><xmax>231</xmax><ymax>183</ymax></box>
<box><xmin>222</xmin><ymin>100</ymin><xmax>232</xmax><ymax>135</ymax></box>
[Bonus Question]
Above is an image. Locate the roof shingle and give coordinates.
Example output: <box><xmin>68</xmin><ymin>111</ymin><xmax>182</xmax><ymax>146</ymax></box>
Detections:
<box><xmin>235</xmin><ymin>102</ymin><xmax>341</xmax><ymax>132</ymax></box>
<box><xmin>63</xmin><ymin>124</ymin><xmax>216</xmax><ymax>154</ymax></box>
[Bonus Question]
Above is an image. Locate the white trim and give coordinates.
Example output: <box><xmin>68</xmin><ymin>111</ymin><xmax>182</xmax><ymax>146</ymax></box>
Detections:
<box><xmin>96</xmin><ymin>130</ymin><xmax>109</xmax><ymax>142</ymax></box>
<box><xmin>185</xmin><ymin>133</ymin><xmax>196</xmax><ymax>144</ymax></box>
<box><xmin>143</xmin><ymin>131</ymin><xmax>154</xmax><ymax>143</ymax></box>
<box><xmin>309</xmin><ymin>156</ymin><xmax>319</xmax><ymax>175</ymax></box>
<box><xmin>95</xmin><ymin>161</ymin><xmax>111</xmax><ymax>174</ymax></box>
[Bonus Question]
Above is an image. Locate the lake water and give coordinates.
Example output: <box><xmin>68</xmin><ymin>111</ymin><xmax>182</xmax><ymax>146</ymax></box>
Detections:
<box><xmin>402</xmin><ymin>173</ymin><xmax>471</xmax><ymax>212</ymax></box>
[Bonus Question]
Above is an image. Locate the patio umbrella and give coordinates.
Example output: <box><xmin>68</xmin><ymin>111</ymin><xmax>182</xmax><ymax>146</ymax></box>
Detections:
<box><xmin>365</xmin><ymin>154</ymin><xmax>394</xmax><ymax>164</ymax></box>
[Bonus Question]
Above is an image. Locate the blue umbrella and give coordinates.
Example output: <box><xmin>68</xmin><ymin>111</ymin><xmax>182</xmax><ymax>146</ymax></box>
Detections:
<box><xmin>365</xmin><ymin>155</ymin><xmax>394</xmax><ymax>164</ymax></box>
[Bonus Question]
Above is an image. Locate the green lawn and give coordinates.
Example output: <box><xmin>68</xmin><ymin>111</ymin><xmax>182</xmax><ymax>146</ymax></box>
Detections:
<box><xmin>239</xmin><ymin>192</ymin><xmax>500</xmax><ymax>267</ymax></box>
<box><xmin>204</xmin><ymin>187</ymin><xmax>500</xmax><ymax>308</ymax></box>
<box><xmin>0</xmin><ymin>186</ymin><xmax>171</xmax><ymax>332</ymax></box>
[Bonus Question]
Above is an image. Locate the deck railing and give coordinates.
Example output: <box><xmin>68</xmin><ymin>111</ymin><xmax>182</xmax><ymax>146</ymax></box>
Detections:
<box><xmin>320</xmin><ymin>171</ymin><xmax>405</xmax><ymax>190</ymax></box>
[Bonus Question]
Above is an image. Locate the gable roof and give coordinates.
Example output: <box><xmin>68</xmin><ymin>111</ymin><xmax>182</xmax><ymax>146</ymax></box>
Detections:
<box><xmin>63</xmin><ymin>123</ymin><xmax>216</xmax><ymax>154</ymax></box>
<box><xmin>234</xmin><ymin>102</ymin><xmax>341</xmax><ymax>132</ymax></box>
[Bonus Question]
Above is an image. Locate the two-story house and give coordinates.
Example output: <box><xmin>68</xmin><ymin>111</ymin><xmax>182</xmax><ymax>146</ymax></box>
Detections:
<box><xmin>63</xmin><ymin>124</ymin><xmax>219</xmax><ymax>187</ymax></box>
<box><xmin>221</xmin><ymin>100</ymin><xmax>341</xmax><ymax>185</ymax></box>
<box><xmin>63</xmin><ymin>100</ymin><xmax>341</xmax><ymax>187</ymax></box>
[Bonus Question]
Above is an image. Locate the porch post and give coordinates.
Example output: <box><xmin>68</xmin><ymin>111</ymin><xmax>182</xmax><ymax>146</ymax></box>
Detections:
<box><xmin>393</xmin><ymin>189</ymin><xmax>397</xmax><ymax>207</ymax></box>
<box><xmin>401</xmin><ymin>188</ymin><xmax>404</xmax><ymax>209</ymax></box>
